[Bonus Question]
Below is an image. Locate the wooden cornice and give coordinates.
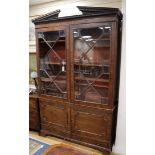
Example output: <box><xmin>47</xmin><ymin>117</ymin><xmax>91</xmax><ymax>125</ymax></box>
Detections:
<box><xmin>32</xmin><ymin>6</ymin><xmax>122</xmax><ymax>24</ymax></box>
<box><xmin>32</xmin><ymin>9</ymin><xmax>61</xmax><ymax>24</ymax></box>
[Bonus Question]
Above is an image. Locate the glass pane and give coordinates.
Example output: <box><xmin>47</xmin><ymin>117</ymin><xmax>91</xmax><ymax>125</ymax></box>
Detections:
<box><xmin>38</xmin><ymin>30</ymin><xmax>67</xmax><ymax>98</ymax></box>
<box><xmin>73</xmin><ymin>25</ymin><xmax>111</xmax><ymax>104</ymax></box>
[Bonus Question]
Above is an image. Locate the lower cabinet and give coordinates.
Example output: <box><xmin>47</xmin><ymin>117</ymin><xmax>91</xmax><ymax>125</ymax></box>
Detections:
<box><xmin>39</xmin><ymin>98</ymin><xmax>116</xmax><ymax>154</ymax></box>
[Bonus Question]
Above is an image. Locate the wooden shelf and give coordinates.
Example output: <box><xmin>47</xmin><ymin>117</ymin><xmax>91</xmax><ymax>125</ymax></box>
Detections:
<box><xmin>75</xmin><ymin>83</ymin><xmax>109</xmax><ymax>88</ymax></box>
<box><xmin>77</xmin><ymin>38</ymin><xmax>110</xmax><ymax>41</ymax></box>
<box><xmin>40</xmin><ymin>77</ymin><xmax>50</xmax><ymax>82</ymax></box>
<box><xmin>75</xmin><ymin>76</ymin><xmax>109</xmax><ymax>83</ymax></box>
<box><xmin>40</xmin><ymin>75</ymin><xmax>109</xmax><ymax>83</ymax></box>
<box><xmin>40</xmin><ymin>61</ymin><xmax>109</xmax><ymax>67</ymax></box>
<box><xmin>40</xmin><ymin>76</ymin><xmax>66</xmax><ymax>82</ymax></box>
<box><xmin>40</xmin><ymin>61</ymin><xmax>66</xmax><ymax>65</ymax></box>
<box><xmin>40</xmin><ymin>77</ymin><xmax>67</xmax><ymax>84</ymax></box>
<box><xmin>94</xmin><ymin>38</ymin><xmax>110</xmax><ymax>41</ymax></box>
<box><xmin>40</xmin><ymin>40</ymin><xmax>65</xmax><ymax>43</ymax></box>
<box><xmin>74</xmin><ymin>62</ymin><xmax>109</xmax><ymax>67</ymax></box>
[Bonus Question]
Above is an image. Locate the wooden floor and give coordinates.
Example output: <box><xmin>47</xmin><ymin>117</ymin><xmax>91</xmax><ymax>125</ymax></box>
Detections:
<box><xmin>29</xmin><ymin>131</ymin><xmax>120</xmax><ymax>155</ymax></box>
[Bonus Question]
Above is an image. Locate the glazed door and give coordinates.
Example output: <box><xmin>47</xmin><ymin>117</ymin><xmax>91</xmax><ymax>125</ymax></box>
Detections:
<box><xmin>36</xmin><ymin>26</ymin><xmax>70</xmax><ymax>101</ymax></box>
<box><xmin>70</xmin><ymin>22</ymin><xmax>114</xmax><ymax>106</ymax></box>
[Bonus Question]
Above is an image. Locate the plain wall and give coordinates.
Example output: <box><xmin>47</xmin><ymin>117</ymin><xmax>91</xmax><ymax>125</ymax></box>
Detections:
<box><xmin>29</xmin><ymin>0</ymin><xmax>126</xmax><ymax>154</ymax></box>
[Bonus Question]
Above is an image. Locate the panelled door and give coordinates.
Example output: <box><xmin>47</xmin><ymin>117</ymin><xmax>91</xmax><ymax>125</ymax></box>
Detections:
<box><xmin>70</xmin><ymin>104</ymin><xmax>113</xmax><ymax>147</ymax></box>
<box><xmin>36</xmin><ymin>26</ymin><xmax>71</xmax><ymax>137</ymax></box>
<box><xmin>70</xmin><ymin>22</ymin><xmax>115</xmax><ymax>144</ymax></box>
<box><xmin>39</xmin><ymin>98</ymin><xmax>70</xmax><ymax>138</ymax></box>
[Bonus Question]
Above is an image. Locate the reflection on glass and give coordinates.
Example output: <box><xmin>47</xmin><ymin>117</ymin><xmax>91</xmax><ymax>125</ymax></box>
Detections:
<box><xmin>38</xmin><ymin>30</ymin><xmax>67</xmax><ymax>98</ymax></box>
<box><xmin>73</xmin><ymin>25</ymin><xmax>111</xmax><ymax>104</ymax></box>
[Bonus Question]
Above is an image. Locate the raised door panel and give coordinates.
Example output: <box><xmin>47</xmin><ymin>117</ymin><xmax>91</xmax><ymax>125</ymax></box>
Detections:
<box><xmin>71</xmin><ymin>105</ymin><xmax>112</xmax><ymax>148</ymax></box>
<box><xmin>39</xmin><ymin>99</ymin><xmax>70</xmax><ymax>137</ymax></box>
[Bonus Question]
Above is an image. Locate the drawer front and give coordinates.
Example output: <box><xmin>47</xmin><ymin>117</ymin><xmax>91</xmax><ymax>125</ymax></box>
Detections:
<box><xmin>71</xmin><ymin>104</ymin><xmax>113</xmax><ymax>147</ymax></box>
<box><xmin>39</xmin><ymin>99</ymin><xmax>70</xmax><ymax>137</ymax></box>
